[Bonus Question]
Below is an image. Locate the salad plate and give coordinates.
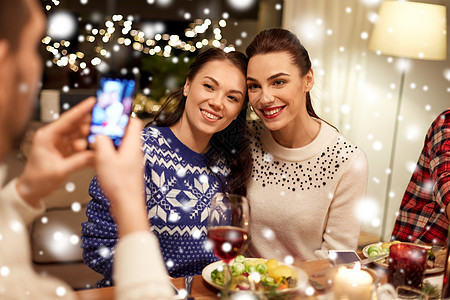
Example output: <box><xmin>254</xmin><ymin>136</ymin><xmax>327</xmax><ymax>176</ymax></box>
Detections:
<box><xmin>201</xmin><ymin>257</ymin><xmax>309</xmax><ymax>293</ymax></box>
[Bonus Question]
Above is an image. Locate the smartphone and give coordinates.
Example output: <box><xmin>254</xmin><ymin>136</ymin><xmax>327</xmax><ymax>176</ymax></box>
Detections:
<box><xmin>87</xmin><ymin>77</ymin><xmax>135</xmax><ymax>148</ymax></box>
<box><xmin>328</xmin><ymin>250</ymin><xmax>361</xmax><ymax>265</ymax></box>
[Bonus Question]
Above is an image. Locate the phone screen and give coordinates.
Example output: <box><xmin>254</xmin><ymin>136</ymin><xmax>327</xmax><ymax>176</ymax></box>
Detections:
<box><xmin>328</xmin><ymin>250</ymin><xmax>361</xmax><ymax>265</ymax></box>
<box><xmin>88</xmin><ymin>77</ymin><xmax>135</xmax><ymax>148</ymax></box>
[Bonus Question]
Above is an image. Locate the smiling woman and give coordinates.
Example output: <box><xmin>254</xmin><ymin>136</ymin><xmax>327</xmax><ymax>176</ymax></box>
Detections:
<box><xmin>244</xmin><ymin>28</ymin><xmax>369</xmax><ymax>263</ymax></box>
<box><xmin>81</xmin><ymin>47</ymin><xmax>253</xmax><ymax>286</ymax></box>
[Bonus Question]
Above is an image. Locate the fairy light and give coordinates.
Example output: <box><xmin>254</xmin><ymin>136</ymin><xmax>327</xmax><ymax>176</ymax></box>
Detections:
<box><xmin>133</xmin><ymin>42</ymin><xmax>143</xmax><ymax>51</ymax></box>
<box><xmin>185</xmin><ymin>30</ymin><xmax>195</xmax><ymax>38</ymax></box>
<box><xmin>43</xmin><ymin>10</ymin><xmax>236</xmax><ymax>74</ymax></box>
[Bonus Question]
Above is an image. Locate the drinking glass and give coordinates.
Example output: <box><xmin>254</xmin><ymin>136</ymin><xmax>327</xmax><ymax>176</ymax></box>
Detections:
<box><xmin>207</xmin><ymin>193</ymin><xmax>250</xmax><ymax>299</ymax></box>
<box><xmin>387</xmin><ymin>244</ymin><xmax>428</xmax><ymax>297</ymax></box>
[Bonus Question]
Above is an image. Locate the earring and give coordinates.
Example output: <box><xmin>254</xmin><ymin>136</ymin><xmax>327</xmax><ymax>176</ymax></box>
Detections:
<box><xmin>184</xmin><ymin>91</ymin><xmax>187</xmax><ymax>96</ymax></box>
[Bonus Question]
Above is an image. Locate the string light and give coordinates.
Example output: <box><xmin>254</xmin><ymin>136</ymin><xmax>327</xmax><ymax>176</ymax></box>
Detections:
<box><xmin>42</xmin><ymin>12</ymin><xmax>235</xmax><ymax>73</ymax></box>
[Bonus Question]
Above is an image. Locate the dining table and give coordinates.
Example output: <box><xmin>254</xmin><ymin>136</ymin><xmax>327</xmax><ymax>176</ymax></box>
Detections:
<box><xmin>74</xmin><ymin>251</ymin><xmax>442</xmax><ymax>300</ymax></box>
<box><xmin>74</xmin><ymin>259</ymin><xmax>334</xmax><ymax>300</ymax></box>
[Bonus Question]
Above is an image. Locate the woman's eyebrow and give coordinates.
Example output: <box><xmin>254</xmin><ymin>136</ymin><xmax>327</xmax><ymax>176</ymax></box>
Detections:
<box><xmin>205</xmin><ymin>76</ymin><xmax>243</xmax><ymax>96</ymax></box>
<box><xmin>229</xmin><ymin>89</ymin><xmax>244</xmax><ymax>96</ymax></box>
<box><xmin>246</xmin><ymin>72</ymin><xmax>290</xmax><ymax>83</ymax></box>
<box><xmin>204</xmin><ymin>76</ymin><xmax>219</xmax><ymax>86</ymax></box>
<box><xmin>267</xmin><ymin>72</ymin><xmax>290</xmax><ymax>81</ymax></box>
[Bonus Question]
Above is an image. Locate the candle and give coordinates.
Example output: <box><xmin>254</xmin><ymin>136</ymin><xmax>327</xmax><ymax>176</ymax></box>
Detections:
<box><xmin>333</xmin><ymin>262</ymin><xmax>373</xmax><ymax>300</ymax></box>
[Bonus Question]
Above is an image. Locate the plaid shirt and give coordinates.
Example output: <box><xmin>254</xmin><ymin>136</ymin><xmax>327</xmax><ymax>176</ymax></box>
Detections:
<box><xmin>391</xmin><ymin>109</ymin><xmax>450</xmax><ymax>244</ymax></box>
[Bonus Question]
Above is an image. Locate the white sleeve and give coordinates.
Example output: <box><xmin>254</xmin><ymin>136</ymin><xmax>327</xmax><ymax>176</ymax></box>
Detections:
<box><xmin>0</xmin><ymin>178</ymin><xmax>45</xmax><ymax>225</ymax></box>
<box><xmin>315</xmin><ymin>149</ymin><xmax>368</xmax><ymax>258</ymax></box>
<box><xmin>114</xmin><ymin>231</ymin><xmax>175</xmax><ymax>300</ymax></box>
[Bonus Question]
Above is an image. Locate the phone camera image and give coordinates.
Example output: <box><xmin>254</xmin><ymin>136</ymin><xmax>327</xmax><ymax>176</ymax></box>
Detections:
<box><xmin>88</xmin><ymin>77</ymin><xmax>135</xmax><ymax>148</ymax></box>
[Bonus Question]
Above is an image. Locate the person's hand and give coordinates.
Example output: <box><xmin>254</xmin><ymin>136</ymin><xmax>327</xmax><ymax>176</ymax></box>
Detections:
<box><xmin>94</xmin><ymin>117</ymin><xmax>149</xmax><ymax>237</ymax></box>
<box><xmin>16</xmin><ymin>98</ymin><xmax>96</xmax><ymax>208</ymax></box>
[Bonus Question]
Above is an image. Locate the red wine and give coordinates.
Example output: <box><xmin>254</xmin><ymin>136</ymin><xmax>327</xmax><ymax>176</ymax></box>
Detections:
<box><xmin>208</xmin><ymin>226</ymin><xmax>249</xmax><ymax>263</ymax></box>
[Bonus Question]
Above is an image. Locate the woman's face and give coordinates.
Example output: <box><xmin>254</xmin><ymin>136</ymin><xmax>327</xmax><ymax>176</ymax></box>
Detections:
<box><xmin>182</xmin><ymin>59</ymin><xmax>247</xmax><ymax>138</ymax></box>
<box><xmin>246</xmin><ymin>51</ymin><xmax>313</xmax><ymax>132</ymax></box>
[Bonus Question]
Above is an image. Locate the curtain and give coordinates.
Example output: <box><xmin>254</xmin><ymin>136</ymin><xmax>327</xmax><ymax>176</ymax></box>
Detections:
<box><xmin>281</xmin><ymin>0</ymin><xmax>450</xmax><ymax>241</ymax></box>
<box><xmin>282</xmin><ymin>0</ymin><xmax>374</xmax><ymax>133</ymax></box>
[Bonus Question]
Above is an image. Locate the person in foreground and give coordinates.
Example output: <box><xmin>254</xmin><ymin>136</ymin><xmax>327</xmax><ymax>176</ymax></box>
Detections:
<box><xmin>0</xmin><ymin>0</ymin><xmax>173</xmax><ymax>298</ymax></box>
<box><xmin>81</xmin><ymin>47</ymin><xmax>252</xmax><ymax>285</ymax></box>
<box><xmin>391</xmin><ymin>108</ymin><xmax>450</xmax><ymax>245</ymax></box>
<box><xmin>244</xmin><ymin>28</ymin><xmax>369</xmax><ymax>261</ymax></box>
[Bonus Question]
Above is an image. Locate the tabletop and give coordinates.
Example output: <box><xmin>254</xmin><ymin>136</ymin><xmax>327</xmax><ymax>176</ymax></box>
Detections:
<box><xmin>74</xmin><ymin>275</ymin><xmax>219</xmax><ymax>300</ymax></box>
<box><xmin>74</xmin><ymin>259</ymin><xmax>334</xmax><ymax>300</ymax></box>
<box><xmin>74</xmin><ymin>253</ymin><xmax>443</xmax><ymax>300</ymax></box>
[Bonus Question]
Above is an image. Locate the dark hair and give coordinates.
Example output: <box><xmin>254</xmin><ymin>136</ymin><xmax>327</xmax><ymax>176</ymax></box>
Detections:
<box><xmin>246</xmin><ymin>28</ymin><xmax>333</xmax><ymax>127</ymax></box>
<box><xmin>0</xmin><ymin>0</ymin><xmax>31</xmax><ymax>51</ymax></box>
<box><xmin>147</xmin><ymin>47</ymin><xmax>252</xmax><ymax>195</ymax></box>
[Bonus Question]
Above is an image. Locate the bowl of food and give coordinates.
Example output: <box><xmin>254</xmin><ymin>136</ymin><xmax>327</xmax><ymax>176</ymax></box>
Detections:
<box><xmin>202</xmin><ymin>255</ymin><xmax>309</xmax><ymax>299</ymax></box>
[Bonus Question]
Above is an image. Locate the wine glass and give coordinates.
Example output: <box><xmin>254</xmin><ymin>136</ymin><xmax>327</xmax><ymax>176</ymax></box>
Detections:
<box><xmin>207</xmin><ymin>193</ymin><xmax>250</xmax><ymax>298</ymax></box>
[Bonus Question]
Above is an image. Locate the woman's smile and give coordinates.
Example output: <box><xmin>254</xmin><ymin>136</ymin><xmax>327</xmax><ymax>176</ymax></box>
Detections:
<box><xmin>200</xmin><ymin>108</ymin><xmax>222</xmax><ymax>121</ymax></box>
<box><xmin>260</xmin><ymin>106</ymin><xmax>285</xmax><ymax>119</ymax></box>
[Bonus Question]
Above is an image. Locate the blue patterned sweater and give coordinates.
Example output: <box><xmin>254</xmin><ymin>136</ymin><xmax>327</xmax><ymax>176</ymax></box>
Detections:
<box><xmin>81</xmin><ymin>126</ymin><xmax>228</xmax><ymax>286</ymax></box>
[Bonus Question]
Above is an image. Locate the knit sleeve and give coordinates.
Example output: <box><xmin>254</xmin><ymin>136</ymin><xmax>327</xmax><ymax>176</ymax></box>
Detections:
<box><xmin>81</xmin><ymin>176</ymin><xmax>118</xmax><ymax>286</ymax></box>
<box><xmin>315</xmin><ymin>148</ymin><xmax>368</xmax><ymax>258</ymax></box>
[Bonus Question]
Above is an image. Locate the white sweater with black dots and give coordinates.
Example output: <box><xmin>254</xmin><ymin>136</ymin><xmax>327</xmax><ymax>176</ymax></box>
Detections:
<box><xmin>246</xmin><ymin>120</ymin><xmax>368</xmax><ymax>261</ymax></box>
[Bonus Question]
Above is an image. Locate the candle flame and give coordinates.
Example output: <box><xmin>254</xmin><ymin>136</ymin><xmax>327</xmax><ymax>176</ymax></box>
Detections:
<box><xmin>352</xmin><ymin>261</ymin><xmax>361</xmax><ymax>271</ymax></box>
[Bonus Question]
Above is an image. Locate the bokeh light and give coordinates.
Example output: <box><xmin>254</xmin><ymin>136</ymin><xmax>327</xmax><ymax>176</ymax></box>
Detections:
<box><xmin>47</xmin><ymin>11</ymin><xmax>77</xmax><ymax>40</ymax></box>
<box><xmin>226</xmin><ymin>0</ymin><xmax>256</xmax><ymax>11</ymax></box>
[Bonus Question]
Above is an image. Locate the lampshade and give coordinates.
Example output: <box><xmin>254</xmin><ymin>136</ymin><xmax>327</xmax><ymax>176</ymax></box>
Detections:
<box><xmin>369</xmin><ymin>1</ymin><xmax>447</xmax><ymax>61</ymax></box>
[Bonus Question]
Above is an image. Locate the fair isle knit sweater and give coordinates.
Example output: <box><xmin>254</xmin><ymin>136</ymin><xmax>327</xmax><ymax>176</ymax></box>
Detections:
<box><xmin>81</xmin><ymin>126</ymin><xmax>226</xmax><ymax>285</ymax></box>
<box><xmin>247</xmin><ymin>120</ymin><xmax>368</xmax><ymax>261</ymax></box>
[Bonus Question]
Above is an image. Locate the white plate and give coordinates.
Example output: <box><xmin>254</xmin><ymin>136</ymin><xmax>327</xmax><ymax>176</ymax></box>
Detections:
<box><xmin>201</xmin><ymin>258</ymin><xmax>309</xmax><ymax>293</ymax></box>
<box><xmin>362</xmin><ymin>242</ymin><xmax>444</xmax><ymax>274</ymax></box>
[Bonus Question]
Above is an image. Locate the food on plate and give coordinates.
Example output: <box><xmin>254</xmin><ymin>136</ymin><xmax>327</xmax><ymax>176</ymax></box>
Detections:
<box><xmin>365</xmin><ymin>242</ymin><xmax>446</xmax><ymax>269</ymax></box>
<box><xmin>210</xmin><ymin>255</ymin><xmax>298</xmax><ymax>292</ymax></box>
<box><xmin>366</xmin><ymin>241</ymin><xmax>400</xmax><ymax>257</ymax></box>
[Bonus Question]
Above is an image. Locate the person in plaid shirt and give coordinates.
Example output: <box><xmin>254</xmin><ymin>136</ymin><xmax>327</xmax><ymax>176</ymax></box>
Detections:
<box><xmin>391</xmin><ymin>108</ymin><xmax>450</xmax><ymax>245</ymax></box>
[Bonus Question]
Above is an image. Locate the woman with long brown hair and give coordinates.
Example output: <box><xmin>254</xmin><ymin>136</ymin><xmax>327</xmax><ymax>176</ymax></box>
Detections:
<box><xmin>82</xmin><ymin>47</ymin><xmax>252</xmax><ymax>285</ymax></box>
<box><xmin>245</xmin><ymin>28</ymin><xmax>368</xmax><ymax>262</ymax></box>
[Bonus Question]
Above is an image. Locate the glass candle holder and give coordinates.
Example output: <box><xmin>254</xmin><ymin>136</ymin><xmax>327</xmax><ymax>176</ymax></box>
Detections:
<box><xmin>387</xmin><ymin>244</ymin><xmax>428</xmax><ymax>296</ymax></box>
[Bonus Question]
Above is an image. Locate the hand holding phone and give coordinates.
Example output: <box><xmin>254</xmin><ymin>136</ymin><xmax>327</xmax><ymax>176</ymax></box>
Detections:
<box><xmin>88</xmin><ymin>77</ymin><xmax>135</xmax><ymax>148</ymax></box>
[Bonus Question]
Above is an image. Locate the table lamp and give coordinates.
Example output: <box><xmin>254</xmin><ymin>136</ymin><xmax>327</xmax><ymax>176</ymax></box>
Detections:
<box><xmin>368</xmin><ymin>0</ymin><xmax>447</xmax><ymax>238</ymax></box>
